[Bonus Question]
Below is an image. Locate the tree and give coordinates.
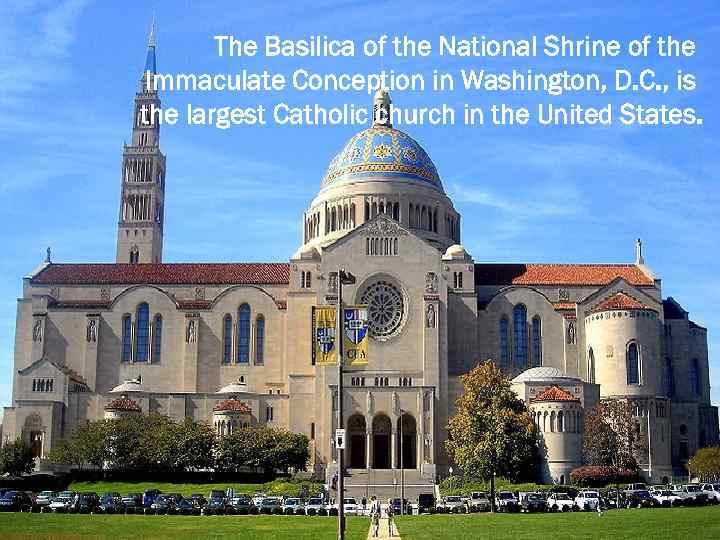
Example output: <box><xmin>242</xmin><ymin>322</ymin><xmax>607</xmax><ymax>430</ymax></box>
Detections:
<box><xmin>583</xmin><ymin>400</ymin><xmax>645</xmax><ymax>470</ymax></box>
<box><xmin>48</xmin><ymin>421</ymin><xmax>107</xmax><ymax>470</ymax></box>
<box><xmin>0</xmin><ymin>439</ymin><xmax>35</xmax><ymax>476</ymax></box>
<box><xmin>445</xmin><ymin>361</ymin><xmax>537</xmax><ymax>511</ymax></box>
<box><xmin>688</xmin><ymin>447</ymin><xmax>720</xmax><ymax>481</ymax></box>
<box><xmin>216</xmin><ymin>426</ymin><xmax>309</xmax><ymax>474</ymax></box>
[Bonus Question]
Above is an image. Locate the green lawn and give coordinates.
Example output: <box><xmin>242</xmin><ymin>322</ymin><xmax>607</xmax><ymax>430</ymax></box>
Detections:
<box><xmin>68</xmin><ymin>479</ymin><xmax>322</xmax><ymax>498</ymax></box>
<box><xmin>397</xmin><ymin>506</ymin><xmax>720</xmax><ymax>539</ymax></box>
<box><xmin>0</xmin><ymin>514</ymin><xmax>368</xmax><ymax>540</ymax></box>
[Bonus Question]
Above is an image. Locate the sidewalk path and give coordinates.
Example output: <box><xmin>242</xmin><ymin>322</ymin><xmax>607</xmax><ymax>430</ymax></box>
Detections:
<box><xmin>367</xmin><ymin>517</ymin><xmax>401</xmax><ymax>539</ymax></box>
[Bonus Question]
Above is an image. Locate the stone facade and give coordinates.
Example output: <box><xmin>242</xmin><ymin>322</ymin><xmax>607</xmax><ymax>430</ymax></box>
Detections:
<box><xmin>2</xmin><ymin>29</ymin><xmax>717</xmax><ymax>490</ymax></box>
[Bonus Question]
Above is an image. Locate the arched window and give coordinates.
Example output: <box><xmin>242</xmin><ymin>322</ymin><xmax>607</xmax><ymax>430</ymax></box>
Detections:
<box><xmin>691</xmin><ymin>358</ymin><xmax>700</xmax><ymax>396</ymax></box>
<box><xmin>255</xmin><ymin>315</ymin><xmax>265</xmax><ymax>365</ymax></box>
<box><xmin>627</xmin><ymin>342</ymin><xmax>640</xmax><ymax>385</ymax></box>
<box><xmin>121</xmin><ymin>315</ymin><xmax>132</xmax><ymax>362</ymax></box>
<box><xmin>513</xmin><ymin>304</ymin><xmax>528</xmax><ymax>368</ymax></box>
<box><xmin>237</xmin><ymin>304</ymin><xmax>251</xmax><ymax>363</ymax></box>
<box><xmin>588</xmin><ymin>348</ymin><xmax>596</xmax><ymax>384</ymax></box>
<box><xmin>152</xmin><ymin>314</ymin><xmax>162</xmax><ymax>363</ymax></box>
<box><xmin>664</xmin><ymin>357</ymin><xmax>674</xmax><ymax>396</ymax></box>
<box><xmin>222</xmin><ymin>315</ymin><xmax>232</xmax><ymax>364</ymax></box>
<box><xmin>531</xmin><ymin>316</ymin><xmax>542</xmax><ymax>367</ymax></box>
<box><xmin>135</xmin><ymin>303</ymin><xmax>150</xmax><ymax>362</ymax></box>
<box><xmin>499</xmin><ymin>317</ymin><xmax>509</xmax><ymax>369</ymax></box>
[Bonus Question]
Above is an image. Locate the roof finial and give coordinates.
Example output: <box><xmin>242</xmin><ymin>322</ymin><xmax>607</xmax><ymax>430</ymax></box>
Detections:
<box><xmin>143</xmin><ymin>13</ymin><xmax>157</xmax><ymax>75</ymax></box>
<box><xmin>45</xmin><ymin>246</ymin><xmax>51</xmax><ymax>263</ymax></box>
<box><xmin>635</xmin><ymin>238</ymin><xmax>644</xmax><ymax>265</ymax></box>
<box><xmin>148</xmin><ymin>12</ymin><xmax>156</xmax><ymax>48</ymax></box>
<box><xmin>372</xmin><ymin>88</ymin><xmax>392</xmax><ymax>127</ymax></box>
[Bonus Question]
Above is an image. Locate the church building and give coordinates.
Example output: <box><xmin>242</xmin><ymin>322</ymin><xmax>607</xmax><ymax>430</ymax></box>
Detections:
<box><xmin>2</xmin><ymin>25</ymin><xmax>717</xmax><ymax>494</ymax></box>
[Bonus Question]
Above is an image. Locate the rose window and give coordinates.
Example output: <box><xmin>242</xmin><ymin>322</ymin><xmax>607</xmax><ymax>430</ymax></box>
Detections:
<box><xmin>360</xmin><ymin>280</ymin><xmax>404</xmax><ymax>339</ymax></box>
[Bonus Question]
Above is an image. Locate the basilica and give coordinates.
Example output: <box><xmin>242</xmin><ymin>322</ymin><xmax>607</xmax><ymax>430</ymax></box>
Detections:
<box><xmin>2</xmin><ymin>27</ymin><xmax>716</xmax><ymax>495</ymax></box>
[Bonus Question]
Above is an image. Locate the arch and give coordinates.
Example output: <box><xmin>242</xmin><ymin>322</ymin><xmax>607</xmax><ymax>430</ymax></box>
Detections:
<box><xmin>513</xmin><ymin>304</ymin><xmax>528</xmax><ymax>368</ymax></box>
<box><xmin>542</xmin><ymin>411</ymin><xmax>548</xmax><ymax>432</ymax></box>
<box><xmin>152</xmin><ymin>314</ymin><xmax>162</xmax><ymax>363</ymax></box>
<box><xmin>255</xmin><ymin>315</ymin><xmax>265</xmax><ymax>365</ymax></box>
<box><xmin>550</xmin><ymin>411</ymin><xmax>556</xmax><ymax>432</ymax></box>
<box><xmin>499</xmin><ymin>317</ymin><xmax>509</xmax><ymax>370</ymax></box>
<box><xmin>135</xmin><ymin>303</ymin><xmax>150</xmax><ymax>362</ymax></box>
<box><xmin>627</xmin><ymin>342</ymin><xmax>640</xmax><ymax>385</ymax></box>
<box><xmin>396</xmin><ymin>413</ymin><xmax>417</xmax><ymax>469</ymax></box>
<box><xmin>121</xmin><ymin>314</ymin><xmax>132</xmax><ymax>362</ymax></box>
<box><xmin>372</xmin><ymin>414</ymin><xmax>392</xmax><ymax>469</ymax></box>
<box><xmin>558</xmin><ymin>410</ymin><xmax>564</xmax><ymax>432</ymax></box>
<box><xmin>222</xmin><ymin>314</ymin><xmax>233</xmax><ymax>364</ymax></box>
<box><xmin>209</xmin><ymin>284</ymin><xmax>283</xmax><ymax>311</ymax></box>
<box><xmin>348</xmin><ymin>414</ymin><xmax>367</xmax><ymax>469</ymax></box>
<box><xmin>531</xmin><ymin>316</ymin><xmax>542</xmax><ymax>367</ymax></box>
<box><xmin>237</xmin><ymin>304</ymin><xmax>251</xmax><ymax>363</ymax></box>
<box><xmin>588</xmin><ymin>348</ymin><xmax>596</xmax><ymax>384</ymax></box>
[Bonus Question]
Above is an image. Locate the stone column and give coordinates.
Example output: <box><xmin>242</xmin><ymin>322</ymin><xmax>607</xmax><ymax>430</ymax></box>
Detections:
<box><xmin>366</xmin><ymin>429</ymin><xmax>372</xmax><ymax>469</ymax></box>
<box><xmin>391</xmin><ymin>428</ymin><xmax>397</xmax><ymax>469</ymax></box>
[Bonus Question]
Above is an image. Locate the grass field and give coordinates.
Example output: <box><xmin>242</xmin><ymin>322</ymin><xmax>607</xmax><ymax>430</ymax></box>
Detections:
<box><xmin>67</xmin><ymin>480</ymin><xmax>322</xmax><ymax>498</ymax></box>
<box><xmin>0</xmin><ymin>513</ymin><xmax>369</xmax><ymax>540</ymax></box>
<box><xmin>397</xmin><ymin>506</ymin><xmax>720</xmax><ymax>539</ymax></box>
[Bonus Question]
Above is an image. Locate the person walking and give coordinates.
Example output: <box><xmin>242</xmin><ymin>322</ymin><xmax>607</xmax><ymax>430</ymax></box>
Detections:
<box><xmin>386</xmin><ymin>498</ymin><xmax>395</xmax><ymax>537</ymax></box>
<box><xmin>369</xmin><ymin>496</ymin><xmax>381</xmax><ymax>537</ymax></box>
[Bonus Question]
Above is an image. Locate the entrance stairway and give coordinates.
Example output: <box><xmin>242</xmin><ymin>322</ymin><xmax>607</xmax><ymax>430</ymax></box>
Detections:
<box><xmin>343</xmin><ymin>468</ymin><xmax>435</xmax><ymax>501</ymax></box>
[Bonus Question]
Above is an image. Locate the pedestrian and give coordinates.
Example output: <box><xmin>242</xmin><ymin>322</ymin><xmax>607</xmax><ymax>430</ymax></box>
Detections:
<box><xmin>369</xmin><ymin>496</ymin><xmax>380</xmax><ymax>537</ymax></box>
<box><xmin>386</xmin><ymin>498</ymin><xmax>395</xmax><ymax>537</ymax></box>
<box><xmin>597</xmin><ymin>499</ymin><xmax>604</xmax><ymax>517</ymax></box>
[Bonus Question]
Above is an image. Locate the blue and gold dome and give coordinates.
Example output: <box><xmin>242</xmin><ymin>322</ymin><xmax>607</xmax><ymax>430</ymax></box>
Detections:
<box><xmin>321</xmin><ymin>126</ymin><xmax>442</xmax><ymax>191</ymax></box>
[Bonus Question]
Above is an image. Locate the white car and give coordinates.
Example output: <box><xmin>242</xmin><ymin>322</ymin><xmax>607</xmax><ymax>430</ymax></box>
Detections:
<box><xmin>574</xmin><ymin>490</ymin><xmax>601</xmax><ymax>511</ymax></box>
<box><xmin>337</xmin><ymin>497</ymin><xmax>361</xmax><ymax>516</ymax></box>
<box><xmin>547</xmin><ymin>492</ymin><xmax>575</xmax><ymax>512</ymax></box>
<box><xmin>442</xmin><ymin>495</ymin><xmax>467</xmax><ymax>513</ymax></box>
<box><xmin>469</xmin><ymin>491</ymin><xmax>491</xmax><ymax>511</ymax></box>
<box><xmin>495</xmin><ymin>491</ymin><xmax>519</xmax><ymax>512</ymax></box>
<box><xmin>701</xmin><ymin>483</ymin><xmax>720</xmax><ymax>503</ymax></box>
<box><xmin>305</xmin><ymin>497</ymin><xmax>327</xmax><ymax>515</ymax></box>
<box><xmin>251</xmin><ymin>493</ymin><xmax>267</xmax><ymax>507</ymax></box>
<box><xmin>49</xmin><ymin>496</ymin><xmax>74</xmax><ymax>513</ymax></box>
<box><xmin>651</xmin><ymin>490</ymin><xmax>684</xmax><ymax>507</ymax></box>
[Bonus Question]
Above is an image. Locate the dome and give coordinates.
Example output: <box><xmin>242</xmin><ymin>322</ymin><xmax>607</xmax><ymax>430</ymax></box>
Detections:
<box><xmin>321</xmin><ymin>125</ymin><xmax>442</xmax><ymax>192</ymax></box>
<box><xmin>217</xmin><ymin>377</ymin><xmax>248</xmax><ymax>395</ymax></box>
<box><xmin>442</xmin><ymin>244</ymin><xmax>468</xmax><ymax>260</ymax></box>
<box><xmin>110</xmin><ymin>377</ymin><xmax>145</xmax><ymax>394</ymax></box>
<box><xmin>512</xmin><ymin>366</ymin><xmax>580</xmax><ymax>383</ymax></box>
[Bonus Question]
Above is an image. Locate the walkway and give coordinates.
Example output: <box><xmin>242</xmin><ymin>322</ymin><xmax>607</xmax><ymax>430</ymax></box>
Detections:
<box><xmin>367</xmin><ymin>517</ymin><xmax>401</xmax><ymax>539</ymax></box>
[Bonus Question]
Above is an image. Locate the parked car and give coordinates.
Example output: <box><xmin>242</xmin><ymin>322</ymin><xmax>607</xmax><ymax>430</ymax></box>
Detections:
<box><xmin>142</xmin><ymin>489</ymin><xmax>162</xmax><ymax>508</ymax></box>
<box><xmin>202</xmin><ymin>497</ymin><xmax>227</xmax><ymax>515</ymax></box>
<box><xmin>282</xmin><ymin>497</ymin><xmax>305</xmax><ymax>515</ymax></box>
<box><xmin>209</xmin><ymin>489</ymin><xmax>227</xmax><ymax>502</ymax></box>
<box><xmin>495</xmin><ymin>491</ymin><xmax>520</xmax><ymax>513</ymax></box>
<box><xmin>122</xmin><ymin>493</ymin><xmax>143</xmax><ymax>513</ymax></box>
<box><xmin>97</xmin><ymin>493</ymin><xmax>122</xmax><ymax>514</ymax></box>
<box><xmin>259</xmin><ymin>497</ymin><xmax>283</xmax><ymax>515</ymax></box>
<box><xmin>251</xmin><ymin>493</ymin><xmax>267</xmax><ymax>507</ymax></box>
<box><xmin>35</xmin><ymin>491</ymin><xmax>56</xmax><ymax>511</ymax></box>
<box><xmin>176</xmin><ymin>498</ymin><xmax>199</xmax><ymax>516</ymax></box>
<box><xmin>547</xmin><ymin>493</ymin><xmax>574</xmax><ymax>512</ymax></box>
<box><xmin>305</xmin><ymin>497</ymin><xmax>326</xmax><ymax>516</ymax></box>
<box><xmin>149</xmin><ymin>494</ymin><xmax>174</xmax><ymax>515</ymax></box>
<box><xmin>625</xmin><ymin>489</ymin><xmax>655</xmax><ymax>508</ymax></box>
<box><xmin>0</xmin><ymin>491</ymin><xmax>33</xmax><ymax>512</ymax></box>
<box><xmin>442</xmin><ymin>495</ymin><xmax>467</xmax><ymax>513</ymax></box>
<box><xmin>520</xmin><ymin>492</ymin><xmax>547</xmax><ymax>513</ymax></box>
<box><xmin>189</xmin><ymin>493</ymin><xmax>207</xmax><ymax>508</ymax></box>
<box><xmin>49</xmin><ymin>493</ymin><xmax>75</xmax><ymax>514</ymax></box>
<box><xmin>72</xmin><ymin>492</ymin><xmax>100</xmax><ymax>514</ymax></box>
<box><xmin>416</xmin><ymin>493</ymin><xmax>435</xmax><ymax>514</ymax></box>
<box><xmin>673</xmin><ymin>484</ymin><xmax>708</xmax><ymax>506</ymax></box>
<box><xmin>574</xmin><ymin>490</ymin><xmax>601</xmax><ymax>511</ymax></box>
<box><xmin>468</xmin><ymin>492</ymin><xmax>490</xmax><ymax>512</ymax></box>
<box><xmin>626</xmin><ymin>483</ymin><xmax>647</xmax><ymax>492</ymax></box>
<box><xmin>701</xmin><ymin>483</ymin><xmax>720</xmax><ymax>503</ymax></box>
<box><xmin>651</xmin><ymin>490</ymin><xmax>684</xmax><ymax>507</ymax></box>
<box><xmin>228</xmin><ymin>496</ymin><xmax>253</xmax><ymax>515</ymax></box>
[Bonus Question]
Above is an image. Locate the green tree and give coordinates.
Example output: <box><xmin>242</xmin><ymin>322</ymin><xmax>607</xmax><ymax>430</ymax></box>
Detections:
<box><xmin>216</xmin><ymin>426</ymin><xmax>309</xmax><ymax>474</ymax></box>
<box><xmin>445</xmin><ymin>361</ymin><xmax>537</xmax><ymax>511</ymax></box>
<box><xmin>583</xmin><ymin>400</ymin><xmax>645</xmax><ymax>470</ymax></box>
<box><xmin>48</xmin><ymin>421</ymin><xmax>107</xmax><ymax>470</ymax></box>
<box><xmin>688</xmin><ymin>447</ymin><xmax>720</xmax><ymax>481</ymax></box>
<box><xmin>0</xmin><ymin>439</ymin><xmax>35</xmax><ymax>476</ymax></box>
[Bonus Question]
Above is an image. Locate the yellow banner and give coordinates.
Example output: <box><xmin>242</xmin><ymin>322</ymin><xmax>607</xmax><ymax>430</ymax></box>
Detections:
<box><xmin>343</xmin><ymin>305</ymin><xmax>369</xmax><ymax>365</ymax></box>
<box><xmin>313</xmin><ymin>305</ymin><xmax>337</xmax><ymax>365</ymax></box>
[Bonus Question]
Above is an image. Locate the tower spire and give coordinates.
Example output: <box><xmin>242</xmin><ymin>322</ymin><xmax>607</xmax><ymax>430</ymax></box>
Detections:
<box><xmin>144</xmin><ymin>14</ymin><xmax>157</xmax><ymax>74</ymax></box>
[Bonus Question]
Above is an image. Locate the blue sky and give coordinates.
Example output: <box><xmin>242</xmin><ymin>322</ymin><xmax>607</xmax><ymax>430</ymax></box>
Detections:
<box><xmin>1</xmin><ymin>0</ymin><xmax>719</xmax><ymax>416</ymax></box>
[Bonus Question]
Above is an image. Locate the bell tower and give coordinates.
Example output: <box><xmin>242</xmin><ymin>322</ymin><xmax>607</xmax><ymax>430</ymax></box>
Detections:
<box><xmin>116</xmin><ymin>17</ymin><xmax>166</xmax><ymax>264</ymax></box>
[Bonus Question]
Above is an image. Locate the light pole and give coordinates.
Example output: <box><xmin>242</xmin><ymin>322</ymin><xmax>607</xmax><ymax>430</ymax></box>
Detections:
<box><xmin>400</xmin><ymin>408</ymin><xmax>405</xmax><ymax>516</ymax></box>
<box><xmin>336</xmin><ymin>268</ymin><xmax>355</xmax><ymax>540</ymax></box>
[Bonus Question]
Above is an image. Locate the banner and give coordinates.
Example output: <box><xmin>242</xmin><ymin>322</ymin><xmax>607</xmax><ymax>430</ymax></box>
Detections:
<box><xmin>313</xmin><ymin>305</ymin><xmax>337</xmax><ymax>365</ymax></box>
<box><xmin>343</xmin><ymin>305</ymin><xmax>369</xmax><ymax>365</ymax></box>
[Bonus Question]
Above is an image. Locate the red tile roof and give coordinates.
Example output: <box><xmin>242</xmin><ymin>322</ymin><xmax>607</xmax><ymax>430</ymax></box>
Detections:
<box><xmin>31</xmin><ymin>263</ymin><xmax>290</xmax><ymax>286</ymax></box>
<box><xmin>591</xmin><ymin>292</ymin><xmax>652</xmax><ymax>313</ymax></box>
<box><xmin>104</xmin><ymin>397</ymin><xmax>141</xmax><ymax>411</ymax></box>
<box><xmin>532</xmin><ymin>386</ymin><xmax>580</xmax><ymax>403</ymax></box>
<box><xmin>474</xmin><ymin>264</ymin><xmax>654</xmax><ymax>287</ymax></box>
<box><xmin>213</xmin><ymin>399</ymin><xmax>252</xmax><ymax>413</ymax></box>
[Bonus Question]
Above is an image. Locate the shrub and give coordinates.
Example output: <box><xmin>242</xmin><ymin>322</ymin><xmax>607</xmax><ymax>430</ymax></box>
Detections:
<box><xmin>570</xmin><ymin>465</ymin><xmax>637</xmax><ymax>487</ymax></box>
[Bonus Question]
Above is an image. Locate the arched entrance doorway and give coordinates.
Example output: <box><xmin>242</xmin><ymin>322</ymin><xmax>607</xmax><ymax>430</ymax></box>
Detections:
<box><xmin>348</xmin><ymin>414</ymin><xmax>367</xmax><ymax>469</ymax></box>
<box><xmin>372</xmin><ymin>414</ymin><xmax>392</xmax><ymax>469</ymax></box>
<box><xmin>395</xmin><ymin>413</ymin><xmax>417</xmax><ymax>469</ymax></box>
<box><xmin>24</xmin><ymin>414</ymin><xmax>44</xmax><ymax>459</ymax></box>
